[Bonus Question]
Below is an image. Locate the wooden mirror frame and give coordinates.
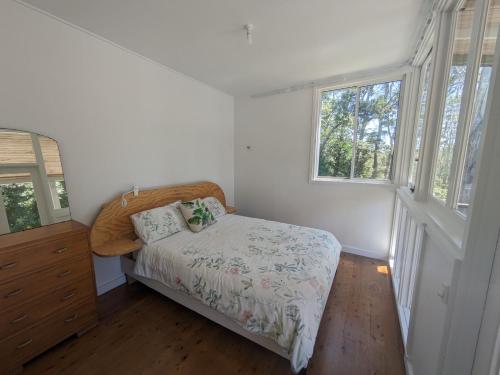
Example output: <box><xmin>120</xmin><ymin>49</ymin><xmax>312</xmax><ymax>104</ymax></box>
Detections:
<box><xmin>90</xmin><ymin>181</ymin><xmax>227</xmax><ymax>257</ymax></box>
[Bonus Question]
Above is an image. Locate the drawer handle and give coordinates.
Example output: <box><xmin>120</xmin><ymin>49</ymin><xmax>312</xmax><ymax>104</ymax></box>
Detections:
<box><xmin>16</xmin><ymin>338</ymin><xmax>33</xmax><ymax>349</ymax></box>
<box><xmin>6</xmin><ymin>288</ymin><xmax>24</xmax><ymax>298</ymax></box>
<box><xmin>64</xmin><ymin>314</ymin><xmax>78</xmax><ymax>323</ymax></box>
<box><xmin>54</xmin><ymin>247</ymin><xmax>68</xmax><ymax>254</ymax></box>
<box><xmin>11</xmin><ymin>313</ymin><xmax>28</xmax><ymax>324</ymax></box>
<box><xmin>0</xmin><ymin>262</ymin><xmax>17</xmax><ymax>270</ymax></box>
<box><xmin>61</xmin><ymin>292</ymin><xmax>75</xmax><ymax>301</ymax></box>
<box><xmin>58</xmin><ymin>270</ymin><xmax>72</xmax><ymax>278</ymax></box>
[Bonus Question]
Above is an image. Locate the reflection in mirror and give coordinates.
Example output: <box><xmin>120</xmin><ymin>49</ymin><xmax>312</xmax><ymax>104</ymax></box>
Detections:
<box><xmin>0</xmin><ymin>129</ymin><xmax>71</xmax><ymax>235</ymax></box>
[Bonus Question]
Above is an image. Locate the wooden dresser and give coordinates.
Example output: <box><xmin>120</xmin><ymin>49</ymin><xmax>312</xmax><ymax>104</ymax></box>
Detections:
<box><xmin>0</xmin><ymin>221</ymin><xmax>97</xmax><ymax>373</ymax></box>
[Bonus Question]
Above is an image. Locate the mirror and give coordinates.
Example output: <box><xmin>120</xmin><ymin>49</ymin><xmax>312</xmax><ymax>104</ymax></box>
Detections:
<box><xmin>0</xmin><ymin>129</ymin><xmax>71</xmax><ymax>235</ymax></box>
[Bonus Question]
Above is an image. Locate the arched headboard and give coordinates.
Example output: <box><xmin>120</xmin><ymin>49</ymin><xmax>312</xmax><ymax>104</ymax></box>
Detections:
<box><xmin>90</xmin><ymin>181</ymin><xmax>226</xmax><ymax>256</ymax></box>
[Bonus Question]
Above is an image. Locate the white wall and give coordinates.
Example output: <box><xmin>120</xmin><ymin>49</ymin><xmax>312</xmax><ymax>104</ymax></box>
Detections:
<box><xmin>0</xmin><ymin>0</ymin><xmax>234</xmax><ymax>294</ymax></box>
<box><xmin>235</xmin><ymin>90</ymin><xmax>395</xmax><ymax>260</ymax></box>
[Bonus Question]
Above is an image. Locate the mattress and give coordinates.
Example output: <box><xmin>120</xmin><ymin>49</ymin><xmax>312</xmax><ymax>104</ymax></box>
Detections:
<box><xmin>133</xmin><ymin>214</ymin><xmax>341</xmax><ymax>372</ymax></box>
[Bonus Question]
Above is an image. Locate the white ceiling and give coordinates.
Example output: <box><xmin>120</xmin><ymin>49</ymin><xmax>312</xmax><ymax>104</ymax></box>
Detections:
<box><xmin>22</xmin><ymin>0</ymin><xmax>431</xmax><ymax>96</ymax></box>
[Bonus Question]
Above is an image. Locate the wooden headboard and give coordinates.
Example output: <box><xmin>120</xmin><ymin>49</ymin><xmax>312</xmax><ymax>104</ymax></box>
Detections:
<box><xmin>90</xmin><ymin>181</ymin><xmax>226</xmax><ymax>256</ymax></box>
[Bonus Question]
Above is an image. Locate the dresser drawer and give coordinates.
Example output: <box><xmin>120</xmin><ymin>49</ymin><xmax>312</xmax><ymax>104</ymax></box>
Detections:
<box><xmin>0</xmin><ymin>276</ymin><xmax>95</xmax><ymax>339</ymax></box>
<box><xmin>0</xmin><ymin>256</ymin><xmax>92</xmax><ymax>312</ymax></box>
<box><xmin>0</xmin><ymin>233</ymin><xmax>88</xmax><ymax>283</ymax></box>
<box><xmin>0</xmin><ymin>298</ymin><xmax>97</xmax><ymax>371</ymax></box>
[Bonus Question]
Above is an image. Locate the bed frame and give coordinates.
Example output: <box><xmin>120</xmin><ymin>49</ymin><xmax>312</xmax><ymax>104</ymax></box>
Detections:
<box><xmin>90</xmin><ymin>181</ymin><xmax>290</xmax><ymax>360</ymax></box>
<box><xmin>121</xmin><ymin>256</ymin><xmax>289</xmax><ymax>359</ymax></box>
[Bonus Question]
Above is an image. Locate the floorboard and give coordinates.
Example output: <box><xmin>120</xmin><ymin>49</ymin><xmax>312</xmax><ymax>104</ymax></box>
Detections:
<box><xmin>23</xmin><ymin>253</ymin><xmax>405</xmax><ymax>375</ymax></box>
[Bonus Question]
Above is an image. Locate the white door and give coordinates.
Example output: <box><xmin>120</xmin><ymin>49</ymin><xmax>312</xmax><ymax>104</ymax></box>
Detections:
<box><xmin>473</xmin><ymin>232</ymin><xmax>500</xmax><ymax>375</ymax></box>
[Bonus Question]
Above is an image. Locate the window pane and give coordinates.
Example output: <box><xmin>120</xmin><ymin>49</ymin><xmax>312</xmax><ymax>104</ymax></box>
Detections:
<box><xmin>49</xmin><ymin>177</ymin><xmax>69</xmax><ymax>210</ymax></box>
<box><xmin>457</xmin><ymin>0</ymin><xmax>500</xmax><ymax>215</ymax></box>
<box><xmin>409</xmin><ymin>58</ymin><xmax>432</xmax><ymax>190</ymax></box>
<box><xmin>0</xmin><ymin>131</ymin><xmax>36</xmax><ymax>164</ymax></box>
<box><xmin>56</xmin><ymin>180</ymin><xmax>69</xmax><ymax>209</ymax></box>
<box><xmin>432</xmin><ymin>0</ymin><xmax>476</xmax><ymax>202</ymax></box>
<box><xmin>354</xmin><ymin>81</ymin><xmax>401</xmax><ymax>180</ymax></box>
<box><xmin>317</xmin><ymin>87</ymin><xmax>357</xmax><ymax>177</ymax></box>
<box><xmin>0</xmin><ymin>176</ymin><xmax>41</xmax><ymax>233</ymax></box>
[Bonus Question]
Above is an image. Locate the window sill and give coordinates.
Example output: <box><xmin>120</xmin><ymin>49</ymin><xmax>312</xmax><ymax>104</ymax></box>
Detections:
<box><xmin>310</xmin><ymin>177</ymin><xmax>397</xmax><ymax>189</ymax></box>
<box><xmin>397</xmin><ymin>188</ymin><xmax>465</xmax><ymax>259</ymax></box>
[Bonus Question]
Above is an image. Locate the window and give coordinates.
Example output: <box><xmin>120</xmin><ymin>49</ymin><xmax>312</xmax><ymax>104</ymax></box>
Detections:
<box><xmin>39</xmin><ymin>136</ymin><xmax>69</xmax><ymax>211</ymax></box>
<box><xmin>48</xmin><ymin>177</ymin><xmax>69</xmax><ymax>210</ymax></box>
<box><xmin>0</xmin><ymin>172</ymin><xmax>42</xmax><ymax>234</ymax></box>
<box><xmin>409</xmin><ymin>54</ymin><xmax>433</xmax><ymax>192</ymax></box>
<box><xmin>428</xmin><ymin>0</ymin><xmax>499</xmax><ymax>216</ymax></box>
<box><xmin>313</xmin><ymin>79</ymin><xmax>402</xmax><ymax>182</ymax></box>
<box><xmin>432</xmin><ymin>0</ymin><xmax>476</xmax><ymax>202</ymax></box>
<box><xmin>456</xmin><ymin>0</ymin><xmax>500</xmax><ymax>214</ymax></box>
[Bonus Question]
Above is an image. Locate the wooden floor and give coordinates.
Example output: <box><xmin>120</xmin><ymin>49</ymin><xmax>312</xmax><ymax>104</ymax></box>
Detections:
<box><xmin>24</xmin><ymin>253</ymin><xmax>405</xmax><ymax>375</ymax></box>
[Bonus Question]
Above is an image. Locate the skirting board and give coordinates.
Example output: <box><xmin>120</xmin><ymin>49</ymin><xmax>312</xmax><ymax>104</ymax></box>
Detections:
<box><xmin>120</xmin><ymin>256</ymin><xmax>291</xmax><ymax>361</ymax></box>
<box><xmin>96</xmin><ymin>274</ymin><xmax>127</xmax><ymax>295</ymax></box>
<box><xmin>342</xmin><ymin>245</ymin><xmax>388</xmax><ymax>261</ymax></box>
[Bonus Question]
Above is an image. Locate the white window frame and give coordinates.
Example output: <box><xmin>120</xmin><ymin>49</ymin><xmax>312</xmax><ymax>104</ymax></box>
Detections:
<box><xmin>48</xmin><ymin>176</ymin><xmax>70</xmax><ymax>221</ymax></box>
<box><xmin>429</xmin><ymin>0</ymin><xmax>491</xmax><ymax>217</ymax></box>
<box><xmin>394</xmin><ymin>0</ymin><xmax>498</xmax><ymax>248</ymax></box>
<box><xmin>309</xmin><ymin>72</ymin><xmax>407</xmax><ymax>185</ymax></box>
<box><xmin>408</xmin><ymin>51</ymin><xmax>434</xmax><ymax>194</ymax></box>
<box><xmin>450</xmin><ymin>0</ymin><xmax>493</xmax><ymax>216</ymax></box>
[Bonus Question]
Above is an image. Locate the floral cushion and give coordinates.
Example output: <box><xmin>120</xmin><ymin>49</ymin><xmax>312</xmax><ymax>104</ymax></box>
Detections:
<box><xmin>180</xmin><ymin>199</ymin><xmax>216</xmax><ymax>232</ymax></box>
<box><xmin>202</xmin><ymin>197</ymin><xmax>226</xmax><ymax>218</ymax></box>
<box><xmin>131</xmin><ymin>202</ymin><xmax>187</xmax><ymax>244</ymax></box>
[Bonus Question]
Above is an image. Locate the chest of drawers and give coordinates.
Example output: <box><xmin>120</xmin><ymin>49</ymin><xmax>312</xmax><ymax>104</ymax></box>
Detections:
<box><xmin>0</xmin><ymin>221</ymin><xmax>97</xmax><ymax>373</ymax></box>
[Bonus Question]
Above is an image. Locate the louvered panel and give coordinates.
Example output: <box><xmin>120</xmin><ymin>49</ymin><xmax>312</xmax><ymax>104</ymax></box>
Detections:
<box><xmin>390</xmin><ymin>194</ymin><xmax>426</xmax><ymax>348</ymax></box>
<box><xmin>392</xmin><ymin>204</ymin><xmax>408</xmax><ymax>297</ymax></box>
<box><xmin>397</xmin><ymin>215</ymin><xmax>411</xmax><ymax>305</ymax></box>
<box><xmin>407</xmin><ymin>224</ymin><xmax>424</xmax><ymax>312</ymax></box>
<box><xmin>394</xmin><ymin>205</ymin><xmax>408</xmax><ymax>277</ymax></box>
<box><xmin>400</xmin><ymin>219</ymin><xmax>417</xmax><ymax>308</ymax></box>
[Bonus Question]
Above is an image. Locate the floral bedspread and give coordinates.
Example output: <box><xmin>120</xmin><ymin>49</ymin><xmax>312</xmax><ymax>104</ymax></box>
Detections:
<box><xmin>134</xmin><ymin>214</ymin><xmax>341</xmax><ymax>372</ymax></box>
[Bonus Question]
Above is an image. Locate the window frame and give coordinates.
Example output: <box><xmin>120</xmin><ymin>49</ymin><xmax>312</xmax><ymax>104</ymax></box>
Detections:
<box><xmin>309</xmin><ymin>72</ymin><xmax>407</xmax><ymax>185</ymax></box>
<box><xmin>395</xmin><ymin>0</ymin><xmax>498</xmax><ymax>247</ymax></box>
<box><xmin>429</xmin><ymin>0</ymin><xmax>493</xmax><ymax>216</ymax></box>
<box><xmin>451</xmin><ymin>0</ymin><xmax>494</xmax><ymax>216</ymax></box>
<box><xmin>408</xmin><ymin>50</ymin><xmax>434</xmax><ymax>194</ymax></box>
<box><xmin>47</xmin><ymin>176</ymin><xmax>70</xmax><ymax>220</ymax></box>
<box><xmin>429</xmin><ymin>0</ymin><xmax>470</xmax><ymax>208</ymax></box>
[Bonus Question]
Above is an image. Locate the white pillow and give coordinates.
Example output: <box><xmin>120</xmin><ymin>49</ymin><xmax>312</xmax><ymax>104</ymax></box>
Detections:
<box><xmin>167</xmin><ymin>200</ymin><xmax>188</xmax><ymax>230</ymax></box>
<box><xmin>130</xmin><ymin>202</ymin><xmax>187</xmax><ymax>244</ymax></box>
<box><xmin>202</xmin><ymin>197</ymin><xmax>226</xmax><ymax>218</ymax></box>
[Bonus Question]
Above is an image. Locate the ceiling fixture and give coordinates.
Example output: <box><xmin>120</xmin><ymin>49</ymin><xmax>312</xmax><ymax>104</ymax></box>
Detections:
<box><xmin>244</xmin><ymin>24</ymin><xmax>254</xmax><ymax>45</ymax></box>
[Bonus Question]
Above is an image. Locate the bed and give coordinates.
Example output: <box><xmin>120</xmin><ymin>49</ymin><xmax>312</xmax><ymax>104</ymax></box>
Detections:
<box><xmin>91</xmin><ymin>182</ymin><xmax>341</xmax><ymax>373</ymax></box>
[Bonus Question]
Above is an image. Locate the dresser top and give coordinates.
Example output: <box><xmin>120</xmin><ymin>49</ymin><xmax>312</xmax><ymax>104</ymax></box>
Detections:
<box><xmin>0</xmin><ymin>220</ymin><xmax>88</xmax><ymax>249</ymax></box>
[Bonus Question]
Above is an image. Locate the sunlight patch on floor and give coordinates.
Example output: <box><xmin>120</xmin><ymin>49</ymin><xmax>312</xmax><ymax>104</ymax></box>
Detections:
<box><xmin>377</xmin><ymin>265</ymin><xmax>388</xmax><ymax>274</ymax></box>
